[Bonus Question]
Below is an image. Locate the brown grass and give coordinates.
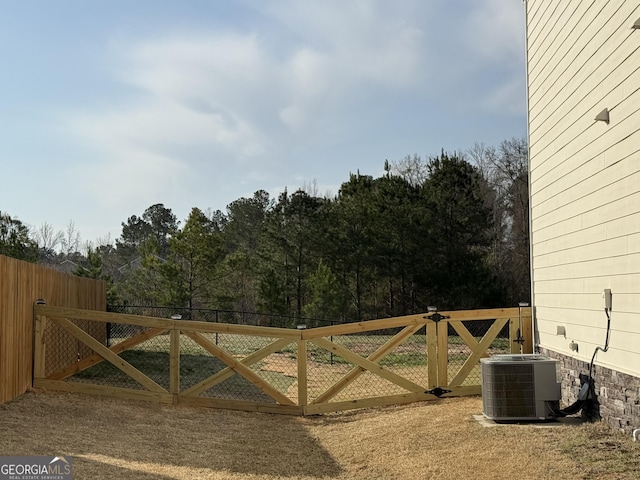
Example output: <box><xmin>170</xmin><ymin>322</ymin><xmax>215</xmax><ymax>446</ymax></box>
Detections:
<box><xmin>1</xmin><ymin>391</ymin><xmax>639</xmax><ymax>479</ymax></box>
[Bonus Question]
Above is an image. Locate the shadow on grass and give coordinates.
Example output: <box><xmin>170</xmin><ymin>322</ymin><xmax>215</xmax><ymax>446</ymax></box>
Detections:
<box><xmin>0</xmin><ymin>392</ymin><xmax>343</xmax><ymax>479</ymax></box>
<box><xmin>73</xmin><ymin>457</ymin><xmax>179</xmax><ymax>480</ymax></box>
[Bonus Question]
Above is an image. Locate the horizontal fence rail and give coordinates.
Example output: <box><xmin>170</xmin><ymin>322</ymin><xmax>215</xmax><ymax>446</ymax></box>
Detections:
<box><xmin>106</xmin><ymin>305</ymin><xmax>339</xmax><ymax>329</ymax></box>
<box><xmin>33</xmin><ymin>304</ymin><xmax>533</xmax><ymax>415</ymax></box>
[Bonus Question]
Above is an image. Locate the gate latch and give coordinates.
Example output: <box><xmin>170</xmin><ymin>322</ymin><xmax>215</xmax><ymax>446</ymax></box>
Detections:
<box><xmin>513</xmin><ymin>328</ymin><xmax>525</xmax><ymax>345</ymax></box>
<box><xmin>425</xmin><ymin>387</ymin><xmax>452</xmax><ymax>398</ymax></box>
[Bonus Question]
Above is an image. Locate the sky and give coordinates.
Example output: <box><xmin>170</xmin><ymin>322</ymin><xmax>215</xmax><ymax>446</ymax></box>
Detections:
<box><xmin>0</xmin><ymin>0</ymin><xmax>527</xmax><ymax>247</ymax></box>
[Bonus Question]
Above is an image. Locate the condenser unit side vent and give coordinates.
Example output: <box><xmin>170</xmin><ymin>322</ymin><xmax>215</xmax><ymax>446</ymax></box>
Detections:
<box><xmin>481</xmin><ymin>354</ymin><xmax>561</xmax><ymax>421</ymax></box>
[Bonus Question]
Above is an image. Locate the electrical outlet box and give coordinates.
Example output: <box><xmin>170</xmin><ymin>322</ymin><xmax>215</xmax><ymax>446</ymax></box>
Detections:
<box><xmin>604</xmin><ymin>289</ymin><xmax>612</xmax><ymax>310</ymax></box>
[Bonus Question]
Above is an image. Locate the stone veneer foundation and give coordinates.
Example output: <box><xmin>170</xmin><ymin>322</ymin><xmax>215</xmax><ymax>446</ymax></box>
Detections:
<box><xmin>538</xmin><ymin>347</ymin><xmax>640</xmax><ymax>435</ymax></box>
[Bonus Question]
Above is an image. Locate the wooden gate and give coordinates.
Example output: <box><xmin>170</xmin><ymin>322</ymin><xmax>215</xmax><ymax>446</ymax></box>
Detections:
<box><xmin>425</xmin><ymin>308</ymin><xmax>533</xmax><ymax>398</ymax></box>
<box><xmin>33</xmin><ymin>304</ymin><xmax>532</xmax><ymax>415</ymax></box>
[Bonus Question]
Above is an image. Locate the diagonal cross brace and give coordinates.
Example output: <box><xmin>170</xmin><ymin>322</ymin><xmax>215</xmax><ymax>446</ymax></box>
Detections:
<box><xmin>447</xmin><ymin>317</ymin><xmax>509</xmax><ymax>387</ymax></box>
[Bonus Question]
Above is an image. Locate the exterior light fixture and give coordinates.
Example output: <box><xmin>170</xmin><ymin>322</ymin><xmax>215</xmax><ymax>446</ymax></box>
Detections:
<box><xmin>633</xmin><ymin>18</ymin><xmax>640</xmax><ymax>29</ymax></box>
<box><xmin>595</xmin><ymin>108</ymin><xmax>610</xmax><ymax>124</ymax></box>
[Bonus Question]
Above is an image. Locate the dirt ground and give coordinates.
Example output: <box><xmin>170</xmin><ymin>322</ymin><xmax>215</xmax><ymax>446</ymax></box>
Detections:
<box><xmin>1</xmin><ymin>391</ymin><xmax>639</xmax><ymax>480</ymax></box>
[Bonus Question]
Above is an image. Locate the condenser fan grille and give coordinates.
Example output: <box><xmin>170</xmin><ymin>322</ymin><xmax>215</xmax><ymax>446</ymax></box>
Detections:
<box><xmin>482</xmin><ymin>363</ymin><xmax>536</xmax><ymax>418</ymax></box>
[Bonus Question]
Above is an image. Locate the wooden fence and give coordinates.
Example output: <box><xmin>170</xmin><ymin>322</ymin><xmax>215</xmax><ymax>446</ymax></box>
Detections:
<box><xmin>0</xmin><ymin>255</ymin><xmax>105</xmax><ymax>404</ymax></box>
<box><xmin>33</xmin><ymin>304</ymin><xmax>532</xmax><ymax>415</ymax></box>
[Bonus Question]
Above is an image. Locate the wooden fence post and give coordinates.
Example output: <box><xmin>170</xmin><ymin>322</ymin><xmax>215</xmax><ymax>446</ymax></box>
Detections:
<box><xmin>169</xmin><ymin>328</ymin><xmax>180</xmax><ymax>403</ymax></box>
<box><xmin>521</xmin><ymin>307</ymin><xmax>533</xmax><ymax>354</ymax></box>
<box><xmin>426</xmin><ymin>322</ymin><xmax>437</xmax><ymax>389</ymax></box>
<box><xmin>297</xmin><ymin>339</ymin><xmax>307</xmax><ymax>408</ymax></box>
<box><xmin>437</xmin><ymin>321</ymin><xmax>449</xmax><ymax>388</ymax></box>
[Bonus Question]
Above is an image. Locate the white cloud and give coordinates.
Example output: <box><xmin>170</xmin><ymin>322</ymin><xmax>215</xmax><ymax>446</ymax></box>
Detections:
<box><xmin>112</xmin><ymin>33</ymin><xmax>276</xmax><ymax>153</ymax></box>
<box><xmin>479</xmin><ymin>77</ymin><xmax>527</xmax><ymax>116</ymax></box>
<box><xmin>267</xmin><ymin>0</ymin><xmax>428</xmax><ymax>121</ymax></box>
<box><xmin>72</xmin><ymin>101</ymin><xmax>265</xmax><ymax>154</ymax></box>
<box><xmin>83</xmin><ymin>150</ymin><xmax>190</xmax><ymax>211</ymax></box>
<box><xmin>417</xmin><ymin>0</ymin><xmax>526</xmax><ymax>114</ymax></box>
<box><xmin>118</xmin><ymin>33</ymin><xmax>277</xmax><ymax>112</ymax></box>
<box><xmin>463</xmin><ymin>0</ymin><xmax>525</xmax><ymax>62</ymax></box>
<box><xmin>111</xmin><ymin>1</ymin><xmax>429</xmax><ymax>135</ymax></box>
<box><xmin>58</xmin><ymin>0</ymin><xmax>525</xmax><ymax>231</ymax></box>
<box><xmin>62</xmin><ymin>2</ymin><xmax>432</xmax><ymax>203</ymax></box>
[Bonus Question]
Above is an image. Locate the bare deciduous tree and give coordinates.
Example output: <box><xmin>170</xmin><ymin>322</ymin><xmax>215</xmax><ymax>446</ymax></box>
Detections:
<box><xmin>32</xmin><ymin>222</ymin><xmax>64</xmax><ymax>253</ymax></box>
<box><xmin>387</xmin><ymin>154</ymin><xmax>429</xmax><ymax>186</ymax></box>
<box><xmin>60</xmin><ymin>220</ymin><xmax>81</xmax><ymax>256</ymax></box>
<box><xmin>468</xmin><ymin>137</ymin><xmax>530</xmax><ymax>305</ymax></box>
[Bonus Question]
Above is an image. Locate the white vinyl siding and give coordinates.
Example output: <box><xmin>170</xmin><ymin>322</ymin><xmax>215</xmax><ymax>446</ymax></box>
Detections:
<box><xmin>527</xmin><ymin>0</ymin><xmax>640</xmax><ymax>376</ymax></box>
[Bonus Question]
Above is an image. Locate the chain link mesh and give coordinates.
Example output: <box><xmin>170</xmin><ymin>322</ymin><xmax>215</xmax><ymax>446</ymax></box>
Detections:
<box><xmin>70</xmin><ymin>322</ymin><xmax>169</xmax><ymax>390</ymax></box>
<box><xmin>305</xmin><ymin>326</ymin><xmax>431</xmax><ymax>403</ymax></box>
<box><xmin>44</xmin><ymin>317</ymin><xmax>108</xmax><ymax>378</ymax></box>
<box><xmin>41</xmin><ymin>306</ymin><xmax>514</xmax><ymax>408</ymax></box>
<box><xmin>43</xmin><ymin>318</ymin><xmax>75</xmax><ymax>378</ymax></box>
<box><xmin>179</xmin><ymin>333</ymin><xmax>298</xmax><ymax>403</ymax></box>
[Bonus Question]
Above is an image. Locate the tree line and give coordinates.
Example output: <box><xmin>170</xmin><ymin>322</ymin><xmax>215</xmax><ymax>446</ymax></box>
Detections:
<box><xmin>1</xmin><ymin>138</ymin><xmax>529</xmax><ymax>322</ymax></box>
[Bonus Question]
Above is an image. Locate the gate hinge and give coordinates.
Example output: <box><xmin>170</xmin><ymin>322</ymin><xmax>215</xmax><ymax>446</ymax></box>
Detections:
<box><xmin>424</xmin><ymin>312</ymin><xmax>450</xmax><ymax>322</ymax></box>
<box><xmin>425</xmin><ymin>387</ymin><xmax>452</xmax><ymax>398</ymax></box>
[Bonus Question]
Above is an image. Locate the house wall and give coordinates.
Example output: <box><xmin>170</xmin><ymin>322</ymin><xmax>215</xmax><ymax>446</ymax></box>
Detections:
<box><xmin>538</xmin><ymin>347</ymin><xmax>640</xmax><ymax>433</ymax></box>
<box><xmin>527</xmin><ymin>1</ymin><xmax>640</xmax><ymax>433</ymax></box>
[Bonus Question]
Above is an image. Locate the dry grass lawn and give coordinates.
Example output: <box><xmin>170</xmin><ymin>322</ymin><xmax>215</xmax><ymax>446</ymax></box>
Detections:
<box><xmin>1</xmin><ymin>391</ymin><xmax>639</xmax><ymax>479</ymax></box>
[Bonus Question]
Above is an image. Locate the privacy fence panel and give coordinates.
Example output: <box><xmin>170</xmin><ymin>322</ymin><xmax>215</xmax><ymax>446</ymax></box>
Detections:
<box><xmin>0</xmin><ymin>254</ymin><xmax>105</xmax><ymax>404</ymax></box>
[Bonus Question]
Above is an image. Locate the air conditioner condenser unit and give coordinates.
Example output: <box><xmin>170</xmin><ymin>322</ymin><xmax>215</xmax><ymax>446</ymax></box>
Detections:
<box><xmin>481</xmin><ymin>354</ymin><xmax>562</xmax><ymax>421</ymax></box>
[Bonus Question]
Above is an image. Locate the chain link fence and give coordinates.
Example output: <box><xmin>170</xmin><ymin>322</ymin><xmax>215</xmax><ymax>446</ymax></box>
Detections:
<box><xmin>44</xmin><ymin>317</ymin><xmax>106</xmax><ymax>378</ymax></box>
<box><xmin>305</xmin><ymin>326</ymin><xmax>430</xmax><ymax>402</ymax></box>
<box><xmin>70</xmin><ymin>320</ymin><xmax>170</xmax><ymax>390</ymax></box>
<box><xmin>59</xmin><ymin>318</ymin><xmax>300</xmax><ymax>402</ymax></box>
<box><xmin>102</xmin><ymin>305</ymin><xmax>338</xmax><ymax>403</ymax></box>
<box><xmin>40</xmin><ymin>306</ymin><xmax>517</xmax><ymax>408</ymax></box>
<box><xmin>178</xmin><ymin>333</ymin><xmax>295</xmax><ymax>403</ymax></box>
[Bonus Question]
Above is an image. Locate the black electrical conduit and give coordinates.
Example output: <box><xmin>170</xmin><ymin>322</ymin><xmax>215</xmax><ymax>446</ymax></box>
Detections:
<box><xmin>589</xmin><ymin>307</ymin><xmax>612</xmax><ymax>380</ymax></box>
<box><xmin>549</xmin><ymin>307</ymin><xmax>611</xmax><ymax>418</ymax></box>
